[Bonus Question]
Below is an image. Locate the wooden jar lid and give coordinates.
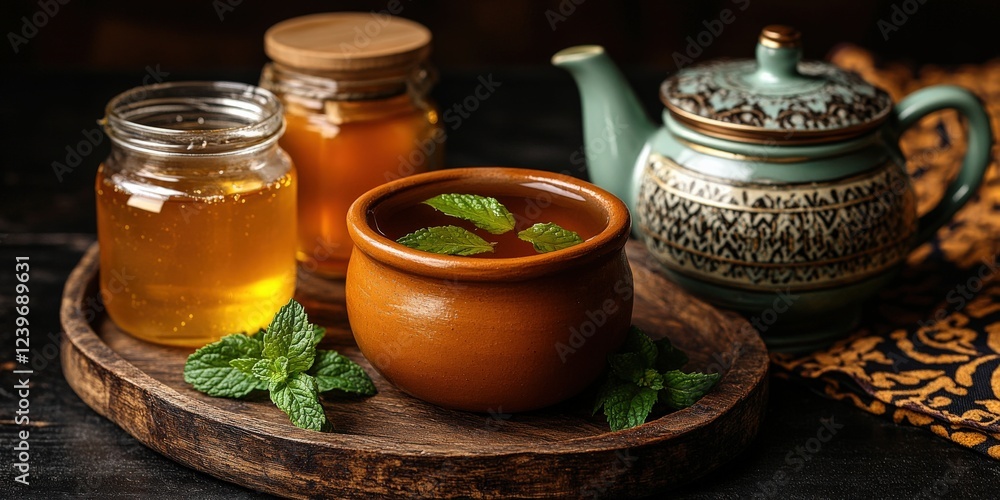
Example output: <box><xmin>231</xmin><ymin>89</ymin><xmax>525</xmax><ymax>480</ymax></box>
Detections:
<box><xmin>265</xmin><ymin>12</ymin><xmax>431</xmax><ymax>73</ymax></box>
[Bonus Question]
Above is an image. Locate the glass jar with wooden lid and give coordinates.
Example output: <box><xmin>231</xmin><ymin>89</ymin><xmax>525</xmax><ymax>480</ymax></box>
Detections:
<box><xmin>260</xmin><ymin>13</ymin><xmax>444</xmax><ymax>278</ymax></box>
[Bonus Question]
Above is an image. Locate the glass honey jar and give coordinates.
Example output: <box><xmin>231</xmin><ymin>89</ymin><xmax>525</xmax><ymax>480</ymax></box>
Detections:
<box><xmin>96</xmin><ymin>81</ymin><xmax>297</xmax><ymax>347</ymax></box>
<box><xmin>261</xmin><ymin>13</ymin><xmax>444</xmax><ymax>278</ymax></box>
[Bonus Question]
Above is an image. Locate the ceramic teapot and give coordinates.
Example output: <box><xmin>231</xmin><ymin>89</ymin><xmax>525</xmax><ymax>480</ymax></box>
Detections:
<box><xmin>553</xmin><ymin>25</ymin><xmax>993</xmax><ymax>351</ymax></box>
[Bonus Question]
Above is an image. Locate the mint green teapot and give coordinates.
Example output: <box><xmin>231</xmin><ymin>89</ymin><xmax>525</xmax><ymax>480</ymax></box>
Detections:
<box><xmin>554</xmin><ymin>25</ymin><xmax>993</xmax><ymax>351</ymax></box>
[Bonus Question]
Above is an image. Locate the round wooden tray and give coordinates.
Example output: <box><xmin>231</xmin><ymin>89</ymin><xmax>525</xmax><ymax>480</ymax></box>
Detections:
<box><xmin>60</xmin><ymin>241</ymin><xmax>768</xmax><ymax>498</ymax></box>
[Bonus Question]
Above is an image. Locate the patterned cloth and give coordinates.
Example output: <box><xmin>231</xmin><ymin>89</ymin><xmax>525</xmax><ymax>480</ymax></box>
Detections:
<box><xmin>773</xmin><ymin>46</ymin><xmax>1000</xmax><ymax>459</ymax></box>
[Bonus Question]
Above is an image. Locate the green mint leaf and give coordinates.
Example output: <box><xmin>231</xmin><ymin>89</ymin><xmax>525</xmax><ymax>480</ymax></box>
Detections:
<box><xmin>309</xmin><ymin>350</ymin><xmax>377</xmax><ymax>396</ymax></box>
<box><xmin>638</xmin><ymin>369</ymin><xmax>664</xmax><ymax>391</ymax></box>
<box><xmin>423</xmin><ymin>193</ymin><xmax>516</xmax><ymax>234</ymax></box>
<box><xmin>230</xmin><ymin>357</ymin><xmax>260</xmax><ymax>378</ymax></box>
<box><xmin>269</xmin><ymin>372</ymin><xmax>329</xmax><ymax>431</ymax></box>
<box><xmin>183</xmin><ymin>301</ymin><xmax>344</xmax><ymax>432</ymax></box>
<box><xmin>517</xmin><ymin>222</ymin><xmax>583</xmax><ymax>253</ymax></box>
<box><xmin>601</xmin><ymin>383</ymin><xmax>659</xmax><ymax>432</ymax></box>
<box><xmin>396</xmin><ymin>226</ymin><xmax>496</xmax><ymax>256</ymax></box>
<box><xmin>251</xmin><ymin>359</ymin><xmax>273</xmax><ymax>382</ymax></box>
<box><xmin>253</xmin><ymin>356</ymin><xmax>290</xmax><ymax>384</ymax></box>
<box><xmin>184</xmin><ymin>333</ymin><xmax>265</xmax><ymax>397</ymax></box>
<box><xmin>608</xmin><ymin>352</ymin><xmax>646</xmax><ymax>383</ymax></box>
<box><xmin>262</xmin><ymin>299</ymin><xmax>316</xmax><ymax>373</ymax></box>
<box><xmin>622</xmin><ymin>326</ymin><xmax>658</xmax><ymax>368</ymax></box>
<box><xmin>660</xmin><ymin>370</ymin><xmax>721</xmax><ymax>410</ymax></box>
<box><xmin>311</xmin><ymin>325</ymin><xmax>326</xmax><ymax>347</ymax></box>
<box><xmin>654</xmin><ymin>337</ymin><xmax>689</xmax><ymax>372</ymax></box>
<box><xmin>592</xmin><ymin>377</ymin><xmax>616</xmax><ymax>415</ymax></box>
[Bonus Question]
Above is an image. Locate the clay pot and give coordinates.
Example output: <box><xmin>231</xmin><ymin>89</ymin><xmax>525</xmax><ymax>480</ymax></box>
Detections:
<box><xmin>345</xmin><ymin>167</ymin><xmax>633</xmax><ymax>412</ymax></box>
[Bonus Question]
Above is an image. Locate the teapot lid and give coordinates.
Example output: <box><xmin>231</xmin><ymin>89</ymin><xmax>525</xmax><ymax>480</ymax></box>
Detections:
<box><xmin>661</xmin><ymin>25</ymin><xmax>893</xmax><ymax>145</ymax></box>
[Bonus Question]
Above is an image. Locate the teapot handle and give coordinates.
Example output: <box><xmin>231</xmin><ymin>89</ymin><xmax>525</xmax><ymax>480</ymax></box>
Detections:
<box><xmin>895</xmin><ymin>85</ymin><xmax>993</xmax><ymax>245</ymax></box>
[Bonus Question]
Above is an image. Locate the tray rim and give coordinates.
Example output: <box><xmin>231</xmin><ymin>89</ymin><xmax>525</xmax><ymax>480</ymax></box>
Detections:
<box><xmin>61</xmin><ymin>242</ymin><xmax>769</xmax><ymax>495</ymax></box>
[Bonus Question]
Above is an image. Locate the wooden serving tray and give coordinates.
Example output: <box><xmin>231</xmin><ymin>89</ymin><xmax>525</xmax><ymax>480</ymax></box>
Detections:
<box><xmin>60</xmin><ymin>241</ymin><xmax>768</xmax><ymax>499</ymax></box>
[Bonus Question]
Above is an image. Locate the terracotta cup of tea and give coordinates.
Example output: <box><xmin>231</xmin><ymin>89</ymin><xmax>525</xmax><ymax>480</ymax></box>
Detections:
<box><xmin>345</xmin><ymin>167</ymin><xmax>633</xmax><ymax>412</ymax></box>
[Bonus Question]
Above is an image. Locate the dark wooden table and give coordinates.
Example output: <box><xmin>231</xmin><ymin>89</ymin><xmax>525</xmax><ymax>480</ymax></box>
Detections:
<box><xmin>2</xmin><ymin>69</ymin><xmax>999</xmax><ymax>498</ymax></box>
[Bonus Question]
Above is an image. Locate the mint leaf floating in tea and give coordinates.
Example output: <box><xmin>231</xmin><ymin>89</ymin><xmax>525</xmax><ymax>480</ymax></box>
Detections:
<box><xmin>399</xmin><ymin>195</ymin><xmax>582</xmax><ymax>256</ymax></box>
<box><xmin>593</xmin><ymin>326</ymin><xmax>720</xmax><ymax>432</ymax></box>
<box><xmin>397</xmin><ymin>225</ymin><xmax>496</xmax><ymax>256</ymax></box>
<box><xmin>517</xmin><ymin>222</ymin><xmax>583</xmax><ymax>253</ymax></box>
<box><xmin>183</xmin><ymin>298</ymin><xmax>377</xmax><ymax>432</ymax></box>
<box><xmin>423</xmin><ymin>193</ymin><xmax>516</xmax><ymax>234</ymax></box>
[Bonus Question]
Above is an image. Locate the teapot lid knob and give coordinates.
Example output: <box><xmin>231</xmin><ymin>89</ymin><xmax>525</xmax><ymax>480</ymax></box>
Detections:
<box><xmin>753</xmin><ymin>25</ymin><xmax>804</xmax><ymax>84</ymax></box>
<box><xmin>758</xmin><ymin>25</ymin><xmax>801</xmax><ymax>49</ymax></box>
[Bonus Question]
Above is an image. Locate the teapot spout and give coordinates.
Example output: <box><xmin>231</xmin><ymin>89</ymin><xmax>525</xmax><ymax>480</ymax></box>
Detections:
<box><xmin>553</xmin><ymin>45</ymin><xmax>655</xmax><ymax>208</ymax></box>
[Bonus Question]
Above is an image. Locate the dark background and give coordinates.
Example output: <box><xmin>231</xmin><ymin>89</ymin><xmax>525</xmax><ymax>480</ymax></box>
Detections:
<box><xmin>3</xmin><ymin>1</ymin><xmax>1000</xmax><ymax>498</ymax></box>
<box><xmin>3</xmin><ymin>0</ymin><xmax>999</xmax><ymax>71</ymax></box>
<box><xmin>3</xmin><ymin>0</ymin><xmax>999</xmax><ymax>234</ymax></box>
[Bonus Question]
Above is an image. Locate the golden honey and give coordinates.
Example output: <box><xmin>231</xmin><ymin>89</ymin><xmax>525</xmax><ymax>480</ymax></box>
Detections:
<box><xmin>280</xmin><ymin>100</ymin><xmax>441</xmax><ymax>276</ymax></box>
<box><xmin>262</xmin><ymin>13</ymin><xmax>444</xmax><ymax>277</ymax></box>
<box><xmin>97</xmin><ymin>81</ymin><xmax>296</xmax><ymax>347</ymax></box>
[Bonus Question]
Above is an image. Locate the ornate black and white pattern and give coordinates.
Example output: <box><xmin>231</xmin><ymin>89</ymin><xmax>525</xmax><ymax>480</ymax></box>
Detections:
<box><xmin>662</xmin><ymin>60</ymin><xmax>893</xmax><ymax>132</ymax></box>
<box><xmin>637</xmin><ymin>154</ymin><xmax>918</xmax><ymax>291</ymax></box>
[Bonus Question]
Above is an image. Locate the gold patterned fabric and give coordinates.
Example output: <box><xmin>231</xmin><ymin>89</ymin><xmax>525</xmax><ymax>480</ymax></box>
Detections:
<box><xmin>772</xmin><ymin>47</ymin><xmax>1000</xmax><ymax>459</ymax></box>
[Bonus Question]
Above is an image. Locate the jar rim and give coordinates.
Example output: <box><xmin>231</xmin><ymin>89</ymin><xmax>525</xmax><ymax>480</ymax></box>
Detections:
<box><xmin>103</xmin><ymin>81</ymin><xmax>284</xmax><ymax>157</ymax></box>
<box><xmin>346</xmin><ymin>168</ymin><xmax>632</xmax><ymax>282</ymax></box>
<box><xmin>260</xmin><ymin>62</ymin><xmax>435</xmax><ymax>107</ymax></box>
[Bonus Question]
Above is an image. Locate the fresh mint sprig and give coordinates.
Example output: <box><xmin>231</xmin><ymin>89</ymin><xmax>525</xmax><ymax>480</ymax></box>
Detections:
<box><xmin>593</xmin><ymin>326</ymin><xmax>720</xmax><ymax>431</ymax></box>
<box><xmin>183</xmin><ymin>299</ymin><xmax>377</xmax><ymax>431</ymax></box>
<box><xmin>397</xmin><ymin>193</ymin><xmax>584</xmax><ymax>255</ymax></box>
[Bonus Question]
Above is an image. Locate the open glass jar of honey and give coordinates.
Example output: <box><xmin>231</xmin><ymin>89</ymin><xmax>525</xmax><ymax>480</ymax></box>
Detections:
<box><xmin>96</xmin><ymin>81</ymin><xmax>297</xmax><ymax>347</ymax></box>
<box><xmin>261</xmin><ymin>13</ymin><xmax>444</xmax><ymax>277</ymax></box>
